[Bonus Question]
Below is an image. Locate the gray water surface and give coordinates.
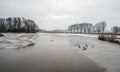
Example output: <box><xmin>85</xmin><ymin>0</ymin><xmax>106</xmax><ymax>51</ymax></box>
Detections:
<box><xmin>0</xmin><ymin>33</ymin><xmax>119</xmax><ymax>72</ymax></box>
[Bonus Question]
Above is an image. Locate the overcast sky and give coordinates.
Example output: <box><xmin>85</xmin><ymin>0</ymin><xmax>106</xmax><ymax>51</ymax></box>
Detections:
<box><xmin>0</xmin><ymin>0</ymin><xmax>120</xmax><ymax>30</ymax></box>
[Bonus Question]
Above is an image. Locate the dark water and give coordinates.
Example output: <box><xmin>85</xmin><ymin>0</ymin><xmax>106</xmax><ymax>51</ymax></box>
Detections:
<box><xmin>0</xmin><ymin>33</ymin><xmax>107</xmax><ymax>72</ymax></box>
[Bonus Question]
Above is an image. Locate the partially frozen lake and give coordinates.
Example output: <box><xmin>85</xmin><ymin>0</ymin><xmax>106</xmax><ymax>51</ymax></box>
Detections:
<box><xmin>0</xmin><ymin>33</ymin><xmax>120</xmax><ymax>72</ymax></box>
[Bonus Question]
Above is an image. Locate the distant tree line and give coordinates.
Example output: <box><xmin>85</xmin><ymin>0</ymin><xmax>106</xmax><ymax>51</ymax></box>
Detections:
<box><xmin>68</xmin><ymin>21</ymin><xmax>107</xmax><ymax>33</ymax></box>
<box><xmin>0</xmin><ymin>17</ymin><xmax>39</xmax><ymax>33</ymax></box>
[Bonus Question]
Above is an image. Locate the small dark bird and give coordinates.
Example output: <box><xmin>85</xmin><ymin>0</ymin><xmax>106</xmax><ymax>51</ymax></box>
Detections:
<box><xmin>76</xmin><ymin>43</ymin><xmax>79</xmax><ymax>45</ymax></box>
<box><xmin>85</xmin><ymin>44</ymin><xmax>88</xmax><ymax>48</ymax></box>
<box><xmin>92</xmin><ymin>45</ymin><xmax>94</xmax><ymax>48</ymax></box>
<box><xmin>78</xmin><ymin>44</ymin><xmax>81</xmax><ymax>48</ymax></box>
<box><xmin>83</xmin><ymin>46</ymin><xmax>87</xmax><ymax>51</ymax></box>
<box><xmin>75</xmin><ymin>44</ymin><xmax>77</xmax><ymax>47</ymax></box>
<box><xmin>76</xmin><ymin>43</ymin><xmax>81</xmax><ymax>48</ymax></box>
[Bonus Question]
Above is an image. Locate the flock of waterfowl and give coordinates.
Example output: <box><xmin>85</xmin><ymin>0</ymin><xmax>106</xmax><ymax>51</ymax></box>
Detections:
<box><xmin>74</xmin><ymin>43</ymin><xmax>94</xmax><ymax>51</ymax></box>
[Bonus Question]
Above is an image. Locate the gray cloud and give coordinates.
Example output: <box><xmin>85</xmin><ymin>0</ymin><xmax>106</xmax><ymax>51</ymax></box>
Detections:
<box><xmin>0</xmin><ymin>0</ymin><xmax>120</xmax><ymax>30</ymax></box>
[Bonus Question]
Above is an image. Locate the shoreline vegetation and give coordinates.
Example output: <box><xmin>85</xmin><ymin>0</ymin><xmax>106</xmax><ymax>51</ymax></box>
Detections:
<box><xmin>98</xmin><ymin>33</ymin><xmax>120</xmax><ymax>44</ymax></box>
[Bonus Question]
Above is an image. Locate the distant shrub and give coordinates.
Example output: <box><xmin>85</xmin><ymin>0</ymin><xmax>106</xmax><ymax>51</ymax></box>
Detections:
<box><xmin>98</xmin><ymin>32</ymin><xmax>120</xmax><ymax>44</ymax></box>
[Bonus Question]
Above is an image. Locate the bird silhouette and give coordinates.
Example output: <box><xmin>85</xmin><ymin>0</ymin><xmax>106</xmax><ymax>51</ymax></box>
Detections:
<box><xmin>74</xmin><ymin>44</ymin><xmax>77</xmax><ymax>47</ymax></box>
<box><xmin>76</xmin><ymin>43</ymin><xmax>81</xmax><ymax>48</ymax></box>
<box><xmin>78</xmin><ymin>45</ymin><xmax>81</xmax><ymax>48</ymax></box>
<box><xmin>76</xmin><ymin>43</ymin><xmax>79</xmax><ymax>45</ymax></box>
<box><xmin>92</xmin><ymin>45</ymin><xmax>94</xmax><ymax>48</ymax></box>
<box><xmin>83</xmin><ymin>46</ymin><xmax>87</xmax><ymax>51</ymax></box>
<box><xmin>85</xmin><ymin>44</ymin><xmax>88</xmax><ymax>48</ymax></box>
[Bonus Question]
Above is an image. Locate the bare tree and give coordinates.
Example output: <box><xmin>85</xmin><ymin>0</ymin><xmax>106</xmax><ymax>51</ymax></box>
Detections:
<box><xmin>0</xmin><ymin>17</ymin><xmax>39</xmax><ymax>33</ymax></box>
<box><xmin>95</xmin><ymin>21</ymin><xmax>107</xmax><ymax>33</ymax></box>
<box><xmin>6</xmin><ymin>17</ymin><xmax>12</xmax><ymax>32</ymax></box>
<box><xmin>68</xmin><ymin>21</ymin><xmax>107</xmax><ymax>34</ymax></box>
<box><xmin>0</xmin><ymin>18</ymin><xmax>6</xmax><ymax>32</ymax></box>
<box><xmin>17</xmin><ymin>17</ymin><xmax>21</xmax><ymax>32</ymax></box>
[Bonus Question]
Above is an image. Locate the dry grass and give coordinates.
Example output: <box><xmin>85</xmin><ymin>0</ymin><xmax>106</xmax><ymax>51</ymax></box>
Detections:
<box><xmin>98</xmin><ymin>32</ymin><xmax>120</xmax><ymax>44</ymax></box>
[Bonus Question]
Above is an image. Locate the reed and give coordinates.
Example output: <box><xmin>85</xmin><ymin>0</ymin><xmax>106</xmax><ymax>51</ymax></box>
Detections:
<box><xmin>98</xmin><ymin>32</ymin><xmax>120</xmax><ymax>44</ymax></box>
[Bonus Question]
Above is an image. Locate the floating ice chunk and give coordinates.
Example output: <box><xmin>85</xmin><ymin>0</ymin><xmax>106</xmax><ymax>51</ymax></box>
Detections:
<box><xmin>0</xmin><ymin>34</ymin><xmax>37</xmax><ymax>49</ymax></box>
